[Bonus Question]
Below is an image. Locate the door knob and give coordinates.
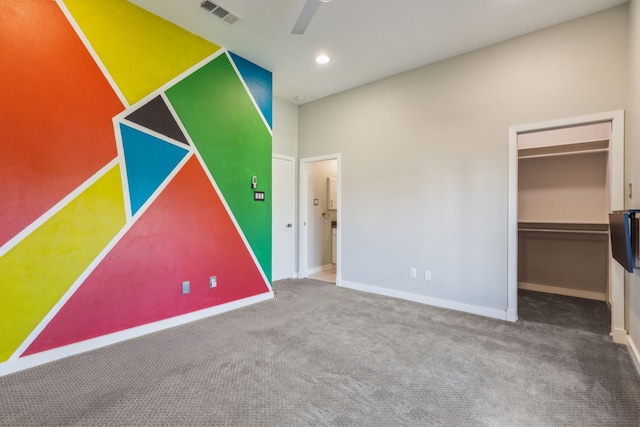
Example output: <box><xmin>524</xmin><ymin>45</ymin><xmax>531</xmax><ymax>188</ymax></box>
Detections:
<box><xmin>286</xmin><ymin>223</ymin><xmax>292</xmax><ymax>228</ymax></box>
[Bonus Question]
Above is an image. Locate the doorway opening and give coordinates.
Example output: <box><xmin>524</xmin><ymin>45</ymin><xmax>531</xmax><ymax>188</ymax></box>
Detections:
<box><xmin>508</xmin><ymin>111</ymin><xmax>626</xmax><ymax>343</ymax></box>
<box><xmin>299</xmin><ymin>154</ymin><xmax>341</xmax><ymax>284</ymax></box>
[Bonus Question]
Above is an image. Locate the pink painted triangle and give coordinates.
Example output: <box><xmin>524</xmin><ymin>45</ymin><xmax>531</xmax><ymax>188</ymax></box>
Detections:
<box><xmin>24</xmin><ymin>156</ymin><xmax>269</xmax><ymax>355</ymax></box>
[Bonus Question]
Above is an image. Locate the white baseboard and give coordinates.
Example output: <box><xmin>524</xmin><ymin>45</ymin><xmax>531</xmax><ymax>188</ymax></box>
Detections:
<box><xmin>518</xmin><ymin>282</ymin><xmax>606</xmax><ymax>301</ymax></box>
<box><xmin>506</xmin><ymin>308</ymin><xmax>518</xmax><ymax>322</ymax></box>
<box><xmin>339</xmin><ymin>280</ymin><xmax>508</xmax><ymax>321</ymax></box>
<box><xmin>628</xmin><ymin>335</ymin><xmax>640</xmax><ymax>376</ymax></box>
<box><xmin>0</xmin><ymin>291</ymin><xmax>274</xmax><ymax>377</ymax></box>
<box><xmin>308</xmin><ymin>264</ymin><xmax>334</xmax><ymax>275</ymax></box>
<box><xmin>610</xmin><ymin>327</ymin><xmax>629</xmax><ymax>345</ymax></box>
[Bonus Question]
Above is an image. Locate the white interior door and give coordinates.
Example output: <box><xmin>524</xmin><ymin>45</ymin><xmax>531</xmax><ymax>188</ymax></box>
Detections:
<box><xmin>272</xmin><ymin>155</ymin><xmax>295</xmax><ymax>281</ymax></box>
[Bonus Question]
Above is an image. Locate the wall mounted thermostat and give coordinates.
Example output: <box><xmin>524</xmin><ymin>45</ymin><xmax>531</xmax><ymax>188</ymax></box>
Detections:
<box><xmin>251</xmin><ymin>176</ymin><xmax>257</xmax><ymax>189</ymax></box>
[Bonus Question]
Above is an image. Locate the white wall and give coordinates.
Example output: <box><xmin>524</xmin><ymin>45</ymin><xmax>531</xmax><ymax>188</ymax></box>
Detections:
<box><xmin>627</xmin><ymin>0</ymin><xmax>640</xmax><ymax>366</ymax></box>
<box><xmin>272</xmin><ymin>98</ymin><xmax>298</xmax><ymax>157</ymax></box>
<box><xmin>298</xmin><ymin>6</ymin><xmax>628</xmax><ymax>314</ymax></box>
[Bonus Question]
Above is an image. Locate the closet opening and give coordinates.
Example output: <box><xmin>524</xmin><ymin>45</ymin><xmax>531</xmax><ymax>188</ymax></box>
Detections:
<box><xmin>507</xmin><ymin>111</ymin><xmax>626</xmax><ymax>343</ymax></box>
<box><xmin>518</xmin><ymin>124</ymin><xmax>610</xmax><ymax>303</ymax></box>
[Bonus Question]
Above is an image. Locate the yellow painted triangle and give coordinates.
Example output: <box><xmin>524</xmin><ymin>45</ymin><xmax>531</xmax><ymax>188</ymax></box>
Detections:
<box><xmin>0</xmin><ymin>165</ymin><xmax>126</xmax><ymax>362</ymax></box>
<box><xmin>61</xmin><ymin>0</ymin><xmax>221</xmax><ymax>105</ymax></box>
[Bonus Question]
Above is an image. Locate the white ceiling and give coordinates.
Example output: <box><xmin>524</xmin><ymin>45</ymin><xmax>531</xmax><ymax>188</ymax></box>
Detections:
<box><xmin>128</xmin><ymin>0</ymin><xmax>628</xmax><ymax>104</ymax></box>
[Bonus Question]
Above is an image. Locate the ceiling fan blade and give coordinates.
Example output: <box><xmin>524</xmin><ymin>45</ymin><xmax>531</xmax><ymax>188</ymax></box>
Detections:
<box><xmin>291</xmin><ymin>0</ymin><xmax>321</xmax><ymax>35</ymax></box>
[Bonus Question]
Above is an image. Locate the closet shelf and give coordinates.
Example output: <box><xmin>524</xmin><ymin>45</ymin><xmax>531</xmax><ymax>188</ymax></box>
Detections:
<box><xmin>518</xmin><ymin>139</ymin><xmax>609</xmax><ymax>160</ymax></box>
<box><xmin>519</xmin><ymin>148</ymin><xmax>608</xmax><ymax>160</ymax></box>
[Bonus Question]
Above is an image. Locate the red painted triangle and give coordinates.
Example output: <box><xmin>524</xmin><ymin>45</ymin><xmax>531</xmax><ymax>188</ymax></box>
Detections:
<box><xmin>24</xmin><ymin>156</ymin><xmax>269</xmax><ymax>355</ymax></box>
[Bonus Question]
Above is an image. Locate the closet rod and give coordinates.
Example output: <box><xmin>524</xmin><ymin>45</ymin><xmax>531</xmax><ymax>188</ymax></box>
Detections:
<box><xmin>518</xmin><ymin>228</ymin><xmax>608</xmax><ymax>235</ymax></box>
<box><xmin>518</xmin><ymin>148</ymin><xmax>608</xmax><ymax>160</ymax></box>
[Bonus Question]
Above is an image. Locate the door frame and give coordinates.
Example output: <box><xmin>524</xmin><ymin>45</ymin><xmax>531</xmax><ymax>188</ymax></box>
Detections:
<box><xmin>507</xmin><ymin>110</ymin><xmax>626</xmax><ymax>342</ymax></box>
<box><xmin>299</xmin><ymin>153</ymin><xmax>342</xmax><ymax>284</ymax></box>
<box><xmin>272</xmin><ymin>154</ymin><xmax>297</xmax><ymax>280</ymax></box>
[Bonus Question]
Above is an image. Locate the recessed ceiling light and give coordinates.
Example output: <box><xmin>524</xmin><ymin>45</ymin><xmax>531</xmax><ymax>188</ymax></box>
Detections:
<box><xmin>316</xmin><ymin>54</ymin><xmax>330</xmax><ymax>64</ymax></box>
<box><xmin>295</xmin><ymin>95</ymin><xmax>306</xmax><ymax>102</ymax></box>
<box><xmin>319</xmin><ymin>0</ymin><xmax>334</xmax><ymax>3</ymax></box>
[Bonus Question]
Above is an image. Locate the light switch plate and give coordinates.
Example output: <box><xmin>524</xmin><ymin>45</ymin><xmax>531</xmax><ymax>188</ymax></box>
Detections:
<box><xmin>181</xmin><ymin>281</ymin><xmax>190</xmax><ymax>295</ymax></box>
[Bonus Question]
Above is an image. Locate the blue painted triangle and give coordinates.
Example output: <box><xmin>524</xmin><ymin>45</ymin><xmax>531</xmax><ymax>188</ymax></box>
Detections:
<box><xmin>229</xmin><ymin>52</ymin><xmax>272</xmax><ymax>130</ymax></box>
<box><xmin>120</xmin><ymin>123</ymin><xmax>188</xmax><ymax>216</ymax></box>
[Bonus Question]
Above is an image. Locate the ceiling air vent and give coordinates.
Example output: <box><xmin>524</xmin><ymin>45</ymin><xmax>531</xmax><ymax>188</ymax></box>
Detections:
<box><xmin>199</xmin><ymin>1</ymin><xmax>240</xmax><ymax>25</ymax></box>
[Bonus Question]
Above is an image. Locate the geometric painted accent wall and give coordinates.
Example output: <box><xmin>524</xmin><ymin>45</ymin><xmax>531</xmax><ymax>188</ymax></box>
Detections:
<box><xmin>120</xmin><ymin>123</ymin><xmax>189</xmax><ymax>216</ymax></box>
<box><xmin>60</xmin><ymin>0</ymin><xmax>222</xmax><ymax>105</ymax></box>
<box><xmin>23</xmin><ymin>157</ymin><xmax>270</xmax><ymax>355</ymax></box>
<box><xmin>125</xmin><ymin>96</ymin><xmax>190</xmax><ymax>146</ymax></box>
<box><xmin>166</xmin><ymin>54</ymin><xmax>273</xmax><ymax>280</ymax></box>
<box><xmin>0</xmin><ymin>0</ymin><xmax>272</xmax><ymax>368</ymax></box>
<box><xmin>0</xmin><ymin>0</ymin><xmax>123</xmax><ymax>249</ymax></box>
<box><xmin>230</xmin><ymin>52</ymin><xmax>274</xmax><ymax>129</ymax></box>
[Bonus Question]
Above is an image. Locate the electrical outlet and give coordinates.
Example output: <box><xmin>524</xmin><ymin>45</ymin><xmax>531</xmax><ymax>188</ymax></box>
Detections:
<box><xmin>410</xmin><ymin>267</ymin><xmax>417</xmax><ymax>279</ymax></box>
<box><xmin>210</xmin><ymin>276</ymin><xmax>217</xmax><ymax>288</ymax></box>
<box><xmin>181</xmin><ymin>281</ymin><xmax>190</xmax><ymax>295</ymax></box>
<box><xmin>425</xmin><ymin>270</ymin><xmax>431</xmax><ymax>281</ymax></box>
